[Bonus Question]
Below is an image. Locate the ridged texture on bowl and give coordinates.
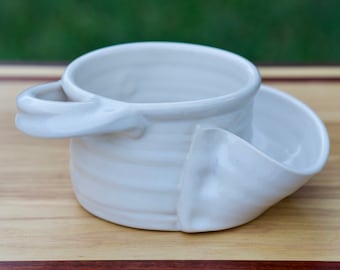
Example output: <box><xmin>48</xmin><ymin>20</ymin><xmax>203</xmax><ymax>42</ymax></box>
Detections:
<box><xmin>70</xmin><ymin>104</ymin><xmax>252</xmax><ymax>231</ymax></box>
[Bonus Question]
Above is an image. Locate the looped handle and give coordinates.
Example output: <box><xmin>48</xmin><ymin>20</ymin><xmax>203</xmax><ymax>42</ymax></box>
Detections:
<box><xmin>16</xmin><ymin>81</ymin><xmax>147</xmax><ymax>138</ymax></box>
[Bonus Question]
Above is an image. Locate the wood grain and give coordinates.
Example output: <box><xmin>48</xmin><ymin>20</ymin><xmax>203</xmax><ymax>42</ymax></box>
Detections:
<box><xmin>0</xmin><ymin>65</ymin><xmax>339</xmax><ymax>261</ymax></box>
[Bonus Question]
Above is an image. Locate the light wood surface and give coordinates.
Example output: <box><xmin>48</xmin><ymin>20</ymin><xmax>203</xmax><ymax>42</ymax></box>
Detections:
<box><xmin>0</xmin><ymin>65</ymin><xmax>339</xmax><ymax>261</ymax></box>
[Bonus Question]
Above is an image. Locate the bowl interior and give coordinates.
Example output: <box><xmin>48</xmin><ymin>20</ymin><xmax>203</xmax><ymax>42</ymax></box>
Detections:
<box><xmin>251</xmin><ymin>85</ymin><xmax>329</xmax><ymax>174</ymax></box>
<box><xmin>66</xmin><ymin>43</ymin><xmax>258</xmax><ymax>103</ymax></box>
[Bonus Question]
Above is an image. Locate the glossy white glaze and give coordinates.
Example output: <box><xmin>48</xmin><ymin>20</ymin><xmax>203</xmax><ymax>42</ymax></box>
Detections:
<box><xmin>15</xmin><ymin>42</ymin><xmax>329</xmax><ymax>232</ymax></box>
<box><xmin>178</xmin><ymin>85</ymin><xmax>329</xmax><ymax>232</ymax></box>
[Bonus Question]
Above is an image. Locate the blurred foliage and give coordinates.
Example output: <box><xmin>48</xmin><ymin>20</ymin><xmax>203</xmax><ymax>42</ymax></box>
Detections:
<box><xmin>0</xmin><ymin>0</ymin><xmax>339</xmax><ymax>63</ymax></box>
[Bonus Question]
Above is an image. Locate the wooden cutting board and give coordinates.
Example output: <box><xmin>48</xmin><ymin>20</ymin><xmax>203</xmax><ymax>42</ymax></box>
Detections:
<box><xmin>0</xmin><ymin>65</ymin><xmax>339</xmax><ymax>261</ymax></box>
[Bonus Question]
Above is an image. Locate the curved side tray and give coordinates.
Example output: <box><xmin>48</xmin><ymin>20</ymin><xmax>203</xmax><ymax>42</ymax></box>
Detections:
<box><xmin>178</xmin><ymin>85</ymin><xmax>329</xmax><ymax>232</ymax></box>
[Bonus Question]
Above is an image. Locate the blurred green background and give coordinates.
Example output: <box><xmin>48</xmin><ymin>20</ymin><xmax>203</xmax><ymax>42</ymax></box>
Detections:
<box><xmin>1</xmin><ymin>0</ymin><xmax>339</xmax><ymax>63</ymax></box>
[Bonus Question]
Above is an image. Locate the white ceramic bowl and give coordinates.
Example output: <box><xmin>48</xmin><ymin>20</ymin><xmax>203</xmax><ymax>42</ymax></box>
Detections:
<box><xmin>16</xmin><ymin>42</ymin><xmax>329</xmax><ymax>232</ymax></box>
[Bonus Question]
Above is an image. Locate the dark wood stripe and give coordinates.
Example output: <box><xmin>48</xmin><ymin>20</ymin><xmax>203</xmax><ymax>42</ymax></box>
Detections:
<box><xmin>263</xmin><ymin>77</ymin><xmax>340</xmax><ymax>82</ymax></box>
<box><xmin>0</xmin><ymin>61</ymin><xmax>68</xmax><ymax>66</ymax></box>
<box><xmin>256</xmin><ymin>62</ymin><xmax>340</xmax><ymax>66</ymax></box>
<box><xmin>1</xmin><ymin>76</ymin><xmax>340</xmax><ymax>83</ymax></box>
<box><xmin>0</xmin><ymin>260</ymin><xmax>339</xmax><ymax>270</ymax></box>
<box><xmin>1</xmin><ymin>61</ymin><xmax>340</xmax><ymax>66</ymax></box>
<box><xmin>0</xmin><ymin>76</ymin><xmax>60</xmax><ymax>82</ymax></box>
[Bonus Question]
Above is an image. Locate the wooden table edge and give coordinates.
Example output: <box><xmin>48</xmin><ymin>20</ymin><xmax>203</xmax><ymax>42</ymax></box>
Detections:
<box><xmin>1</xmin><ymin>64</ymin><xmax>340</xmax><ymax>82</ymax></box>
<box><xmin>1</xmin><ymin>260</ymin><xmax>340</xmax><ymax>270</ymax></box>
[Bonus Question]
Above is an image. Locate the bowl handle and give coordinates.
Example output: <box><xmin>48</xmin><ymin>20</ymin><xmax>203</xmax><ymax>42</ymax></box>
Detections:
<box><xmin>16</xmin><ymin>81</ymin><xmax>147</xmax><ymax>138</ymax></box>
